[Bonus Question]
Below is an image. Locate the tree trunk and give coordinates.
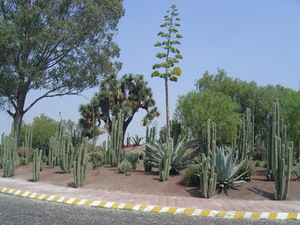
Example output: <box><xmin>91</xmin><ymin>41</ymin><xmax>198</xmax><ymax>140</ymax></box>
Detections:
<box><xmin>13</xmin><ymin>112</ymin><xmax>23</xmax><ymax>147</ymax></box>
<box><xmin>8</xmin><ymin>88</ymin><xmax>27</xmax><ymax>147</ymax></box>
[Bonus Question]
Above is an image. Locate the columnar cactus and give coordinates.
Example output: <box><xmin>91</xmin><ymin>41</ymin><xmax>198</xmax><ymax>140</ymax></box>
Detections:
<box><xmin>0</xmin><ymin>133</ymin><xmax>4</xmax><ymax>168</ymax></box>
<box><xmin>107</xmin><ymin>111</ymin><xmax>124</xmax><ymax>167</ymax></box>
<box><xmin>23</xmin><ymin>124</ymin><xmax>33</xmax><ymax>149</ymax></box>
<box><xmin>48</xmin><ymin>122</ymin><xmax>66</xmax><ymax>167</ymax></box>
<box><xmin>73</xmin><ymin>138</ymin><xmax>88</xmax><ymax>188</ymax></box>
<box><xmin>2</xmin><ymin>131</ymin><xmax>18</xmax><ymax>177</ymax></box>
<box><xmin>59</xmin><ymin>136</ymin><xmax>75</xmax><ymax>173</ymax></box>
<box><xmin>144</xmin><ymin>125</ymin><xmax>157</xmax><ymax>172</ymax></box>
<box><xmin>199</xmin><ymin>120</ymin><xmax>217</xmax><ymax>198</ymax></box>
<box><xmin>49</xmin><ymin>122</ymin><xmax>75</xmax><ymax>169</ymax></box>
<box><xmin>266</xmin><ymin>99</ymin><xmax>293</xmax><ymax>200</ymax></box>
<box><xmin>237</xmin><ymin>108</ymin><xmax>254</xmax><ymax>162</ymax></box>
<box><xmin>32</xmin><ymin>149</ymin><xmax>42</xmax><ymax>182</ymax></box>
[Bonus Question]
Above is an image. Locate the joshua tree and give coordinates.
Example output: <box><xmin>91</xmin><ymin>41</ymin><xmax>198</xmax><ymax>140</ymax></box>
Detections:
<box><xmin>79</xmin><ymin>73</ymin><xmax>159</xmax><ymax>142</ymax></box>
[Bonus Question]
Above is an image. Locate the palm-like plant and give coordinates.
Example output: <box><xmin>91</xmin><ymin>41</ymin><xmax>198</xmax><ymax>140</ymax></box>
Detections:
<box><xmin>215</xmin><ymin>147</ymin><xmax>246</xmax><ymax>189</ymax></box>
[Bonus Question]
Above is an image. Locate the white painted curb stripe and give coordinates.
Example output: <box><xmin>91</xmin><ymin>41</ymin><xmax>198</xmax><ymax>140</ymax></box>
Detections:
<box><xmin>0</xmin><ymin>186</ymin><xmax>299</xmax><ymax>220</ymax></box>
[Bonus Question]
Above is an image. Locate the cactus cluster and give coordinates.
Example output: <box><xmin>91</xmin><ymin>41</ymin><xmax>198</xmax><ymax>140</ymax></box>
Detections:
<box><xmin>267</xmin><ymin>99</ymin><xmax>293</xmax><ymax>200</ymax></box>
<box><xmin>106</xmin><ymin>112</ymin><xmax>125</xmax><ymax>167</ymax></box>
<box><xmin>199</xmin><ymin>120</ymin><xmax>217</xmax><ymax>198</ymax></box>
<box><xmin>1</xmin><ymin>128</ymin><xmax>18</xmax><ymax>178</ymax></box>
<box><xmin>73</xmin><ymin>138</ymin><xmax>88</xmax><ymax>188</ymax></box>
<box><xmin>48</xmin><ymin>122</ymin><xmax>75</xmax><ymax>172</ymax></box>
<box><xmin>32</xmin><ymin>149</ymin><xmax>42</xmax><ymax>182</ymax></box>
<box><xmin>237</xmin><ymin>108</ymin><xmax>254</xmax><ymax>162</ymax></box>
<box><xmin>23</xmin><ymin>124</ymin><xmax>33</xmax><ymax>149</ymax></box>
<box><xmin>144</xmin><ymin>126</ymin><xmax>157</xmax><ymax>172</ymax></box>
<box><xmin>48</xmin><ymin>122</ymin><xmax>65</xmax><ymax>167</ymax></box>
<box><xmin>59</xmin><ymin>137</ymin><xmax>75</xmax><ymax>173</ymax></box>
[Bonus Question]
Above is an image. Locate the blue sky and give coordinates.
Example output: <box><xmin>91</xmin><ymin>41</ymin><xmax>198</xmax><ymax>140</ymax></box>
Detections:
<box><xmin>0</xmin><ymin>0</ymin><xmax>299</xmax><ymax>143</ymax></box>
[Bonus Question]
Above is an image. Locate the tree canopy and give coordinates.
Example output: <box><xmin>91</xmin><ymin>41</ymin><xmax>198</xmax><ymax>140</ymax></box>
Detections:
<box><xmin>79</xmin><ymin>73</ymin><xmax>160</xmax><ymax>139</ymax></box>
<box><xmin>174</xmin><ymin>90</ymin><xmax>240</xmax><ymax>142</ymax></box>
<box><xmin>0</xmin><ymin>0</ymin><xmax>124</xmax><ymax>144</ymax></box>
<box><xmin>195</xmin><ymin>69</ymin><xmax>296</xmax><ymax>137</ymax></box>
<box><xmin>193</xmin><ymin>69</ymin><xmax>300</xmax><ymax>150</ymax></box>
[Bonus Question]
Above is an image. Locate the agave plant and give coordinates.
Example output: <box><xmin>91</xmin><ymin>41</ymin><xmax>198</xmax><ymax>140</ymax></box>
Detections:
<box><xmin>238</xmin><ymin>161</ymin><xmax>256</xmax><ymax>181</ymax></box>
<box><xmin>131</xmin><ymin>135</ymin><xmax>144</xmax><ymax>146</ymax></box>
<box><xmin>145</xmin><ymin>136</ymin><xmax>195</xmax><ymax>174</ymax></box>
<box><xmin>126</xmin><ymin>152</ymin><xmax>140</xmax><ymax>170</ymax></box>
<box><xmin>117</xmin><ymin>160</ymin><xmax>132</xmax><ymax>175</ymax></box>
<box><xmin>215</xmin><ymin>147</ymin><xmax>246</xmax><ymax>189</ymax></box>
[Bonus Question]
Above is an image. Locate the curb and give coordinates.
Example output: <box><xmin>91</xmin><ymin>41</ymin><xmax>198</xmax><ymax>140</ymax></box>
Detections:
<box><xmin>0</xmin><ymin>186</ymin><xmax>299</xmax><ymax>220</ymax></box>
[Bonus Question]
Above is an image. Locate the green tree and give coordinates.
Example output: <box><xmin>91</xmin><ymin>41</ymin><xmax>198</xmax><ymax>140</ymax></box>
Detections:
<box><xmin>174</xmin><ymin>91</ymin><xmax>240</xmax><ymax>142</ymax></box>
<box><xmin>79</xmin><ymin>73</ymin><xmax>160</xmax><ymax>141</ymax></box>
<box><xmin>152</xmin><ymin>4</ymin><xmax>183</xmax><ymax>137</ymax></box>
<box><xmin>195</xmin><ymin>69</ymin><xmax>296</xmax><ymax>136</ymax></box>
<box><xmin>22</xmin><ymin>114</ymin><xmax>57</xmax><ymax>151</ymax></box>
<box><xmin>282</xmin><ymin>91</ymin><xmax>300</xmax><ymax>146</ymax></box>
<box><xmin>0</xmin><ymin>0</ymin><xmax>124</xmax><ymax>145</ymax></box>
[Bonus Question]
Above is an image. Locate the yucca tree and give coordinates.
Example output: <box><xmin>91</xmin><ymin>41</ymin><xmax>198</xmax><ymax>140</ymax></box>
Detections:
<box><xmin>79</xmin><ymin>73</ymin><xmax>159</xmax><ymax>142</ymax></box>
<box><xmin>152</xmin><ymin>4</ymin><xmax>183</xmax><ymax>137</ymax></box>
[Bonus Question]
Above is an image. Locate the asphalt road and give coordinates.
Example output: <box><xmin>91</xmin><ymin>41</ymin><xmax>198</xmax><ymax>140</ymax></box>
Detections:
<box><xmin>0</xmin><ymin>193</ymin><xmax>298</xmax><ymax>225</ymax></box>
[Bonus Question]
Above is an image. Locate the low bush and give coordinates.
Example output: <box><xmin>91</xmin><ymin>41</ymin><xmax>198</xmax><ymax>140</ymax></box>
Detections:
<box><xmin>182</xmin><ymin>164</ymin><xmax>200</xmax><ymax>187</ymax></box>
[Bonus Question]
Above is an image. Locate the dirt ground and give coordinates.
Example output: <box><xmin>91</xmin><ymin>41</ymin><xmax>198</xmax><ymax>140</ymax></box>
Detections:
<box><xmin>1</xmin><ymin>146</ymin><xmax>299</xmax><ymax>201</ymax></box>
<box><xmin>1</xmin><ymin>158</ymin><xmax>300</xmax><ymax>201</ymax></box>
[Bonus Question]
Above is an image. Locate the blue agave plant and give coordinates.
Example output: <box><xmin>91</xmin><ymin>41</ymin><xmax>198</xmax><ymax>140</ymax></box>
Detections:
<box><xmin>215</xmin><ymin>147</ymin><xmax>246</xmax><ymax>189</ymax></box>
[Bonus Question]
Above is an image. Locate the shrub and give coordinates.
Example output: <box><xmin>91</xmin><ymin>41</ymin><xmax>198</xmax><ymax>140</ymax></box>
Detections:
<box><xmin>255</xmin><ymin>160</ymin><xmax>260</xmax><ymax>167</ymax></box>
<box><xmin>251</xmin><ymin>145</ymin><xmax>266</xmax><ymax>161</ymax></box>
<box><xmin>19</xmin><ymin>157</ymin><xmax>29</xmax><ymax>166</ymax></box>
<box><xmin>17</xmin><ymin>147</ymin><xmax>33</xmax><ymax>161</ymax></box>
<box><xmin>91</xmin><ymin>153</ymin><xmax>106</xmax><ymax>170</ymax></box>
<box><xmin>182</xmin><ymin>164</ymin><xmax>200</xmax><ymax>187</ymax></box>
<box><xmin>117</xmin><ymin>160</ymin><xmax>132</xmax><ymax>175</ymax></box>
<box><xmin>292</xmin><ymin>164</ymin><xmax>300</xmax><ymax>181</ymax></box>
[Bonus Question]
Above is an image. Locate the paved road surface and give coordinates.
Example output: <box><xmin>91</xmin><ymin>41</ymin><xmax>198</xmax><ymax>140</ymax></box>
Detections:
<box><xmin>0</xmin><ymin>193</ymin><xmax>298</xmax><ymax>225</ymax></box>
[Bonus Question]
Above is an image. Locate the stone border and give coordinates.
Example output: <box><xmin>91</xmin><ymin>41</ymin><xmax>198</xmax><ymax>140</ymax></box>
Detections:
<box><xmin>0</xmin><ymin>187</ymin><xmax>299</xmax><ymax>220</ymax></box>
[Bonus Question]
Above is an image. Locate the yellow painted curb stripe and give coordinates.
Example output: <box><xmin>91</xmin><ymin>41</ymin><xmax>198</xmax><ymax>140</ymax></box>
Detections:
<box><xmin>0</xmin><ymin>186</ymin><xmax>299</xmax><ymax>220</ymax></box>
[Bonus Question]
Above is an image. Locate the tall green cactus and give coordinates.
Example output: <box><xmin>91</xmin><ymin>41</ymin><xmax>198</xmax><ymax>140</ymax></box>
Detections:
<box><xmin>73</xmin><ymin>138</ymin><xmax>88</xmax><ymax>188</ymax></box>
<box><xmin>0</xmin><ymin>133</ymin><xmax>4</xmax><ymax>168</ymax></box>
<box><xmin>32</xmin><ymin>149</ymin><xmax>42</xmax><ymax>182</ymax></box>
<box><xmin>144</xmin><ymin>125</ymin><xmax>157</xmax><ymax>172</ymax></box>
<box><xmin>267</xmin><ymin>99</ymin><xmax>293</xmax><ymax>200</ymax></box>
<box><xmin>107</xmin><ymin>112</ymin><xmax>124</xmax><ymax>167</ymax></box>
<box><xmin>23</xmin><ymin>124</ymin><xmax>33</xmax><ymax>149</ymax></box>
<box><xmin>170</xmin><ymin>120</ymin><xmax>182</xmax><ymax>145</ymax></box>
<box><xmin>199</xmin><ymin>120</ymin><xmax>217</xmax><ymax>198</ymax></box>
<box><xmin>48</xmin><ymin>122</ymin><xmax>65</xmax><ymax>167</ymax></box>
<box><xmin>2</xmin><ymin>131</ymin><xmax>18</xmax><ymax>177</ymax></box>
<box><xmin>237</xmin><ymin>108</ymin><xmax>254</xmax><ymax>162</ymax></box>
<box><xmin>59</xmin><ymin>136</ymin><xmax>75</xmax><ymax>173</ymax></box>
<box><xmin>49</xmin><ymin>121</ymin><xmax>75</xmax><ymax>169</ymax></box>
